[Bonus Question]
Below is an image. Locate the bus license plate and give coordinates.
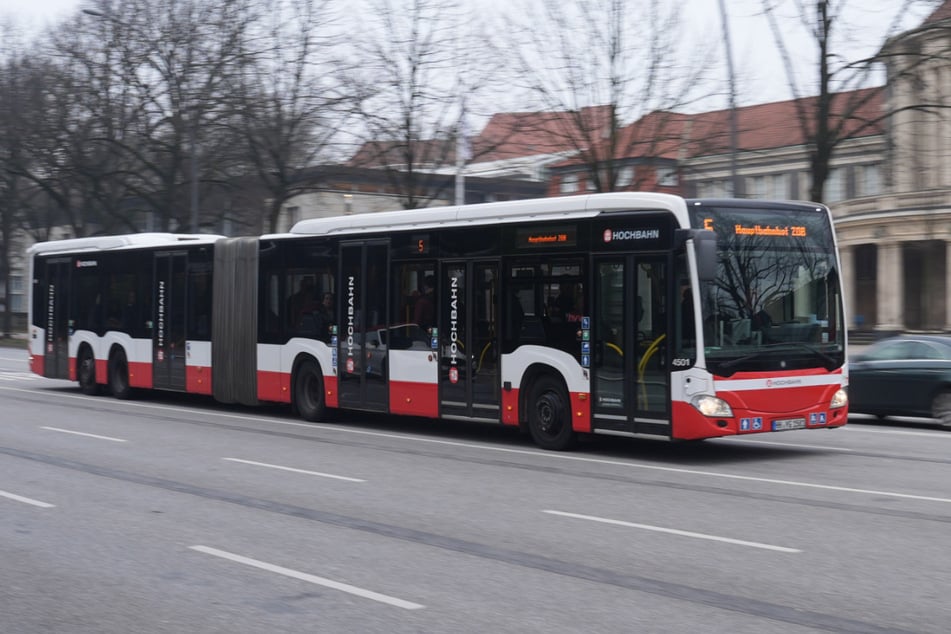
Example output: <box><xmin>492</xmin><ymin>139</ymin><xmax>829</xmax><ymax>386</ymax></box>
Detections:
<box><xmin>772</xmin><ymin>418</ymin><xmax>806</xmax><ymax>431</ymax></box>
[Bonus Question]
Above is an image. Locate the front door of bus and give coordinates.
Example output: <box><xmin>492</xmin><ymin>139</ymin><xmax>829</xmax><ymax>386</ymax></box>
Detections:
<box><xmin>438</xmin><ymin>261</ymin><xmax>501</xmax><ymax>421</ymax></box>
<box><xmin>338</xmin><ymin>242</ymin><xmax>389</xmax><ymax>412</ymax></box>
<box><xmin>153</xmin><ymin>252</ymin><xmax>187</xmax><ymax>391</ymax></box>
<box><xmin>591</xmin><ymin>256</ymin><xmax>670</xmax><ymax>434</ymax></box>
<box><xmin>41</xmin><ymin>258</ymin><xmax>71</xmax><ymax>380</ymax></box>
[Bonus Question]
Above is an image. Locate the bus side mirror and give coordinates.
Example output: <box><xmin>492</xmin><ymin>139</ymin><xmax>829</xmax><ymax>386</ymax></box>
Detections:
<box><xmin>694</xmin><ymin>231</ymin><xmax>717</xmax><ymax>283</ymax></box>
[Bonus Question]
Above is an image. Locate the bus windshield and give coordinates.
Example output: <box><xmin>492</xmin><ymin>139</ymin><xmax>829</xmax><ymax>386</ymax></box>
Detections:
<box><xmin>688</xmin><ymin>203</ymin><xmax>845</xmax><ymax>376</ymax></box>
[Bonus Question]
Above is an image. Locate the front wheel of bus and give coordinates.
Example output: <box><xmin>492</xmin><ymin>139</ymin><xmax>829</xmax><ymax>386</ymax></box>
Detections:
<box><xmin>108</xmin><ymin>348</ymin><xmax>132</xmax><ymax>400</ymax></box>
<box><xmin>528</xmin><ymin>375</ymin><xmax>576</xmax><ymax>451</ymax></box>
<box><xmin>294</xmin><ymin>359</ymin><xmax>325</xmax><ymax>422</ymax></box>
<box><xmin>78</xmin><ymin>345</ymin><xmax>99</xmax><ymax>396</ymax></box>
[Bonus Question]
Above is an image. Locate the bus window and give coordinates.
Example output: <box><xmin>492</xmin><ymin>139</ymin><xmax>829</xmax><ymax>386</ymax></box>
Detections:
<box><xmin>393</xmin><ymin>262</ymin><xmax>435</xmax><ymax>330</ymax></box>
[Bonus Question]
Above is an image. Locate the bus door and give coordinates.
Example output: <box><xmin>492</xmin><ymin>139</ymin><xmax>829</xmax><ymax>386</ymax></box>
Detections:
<box><xmin>338</xmin><ymin>241</ymin><xmax>389</xmax><ymax>412</ymax></box>
<box><xmin>591</xmin><ymin>255</ymin><xmax>670</xmax><ymax>434</ymax></box>
<box><xmin>153</xmin><ymin>251</ymin><xmax>187</xmax><ymax>390</ymax></box>
<box><xmin>438</xmin><ymin>261</ymin><xmax>501</xmax><ymax>421</ymax></box>
<box><xmin>41</xmin><ymin>258</ymin><xmax>72</xmax><ymax>379</ymax></box>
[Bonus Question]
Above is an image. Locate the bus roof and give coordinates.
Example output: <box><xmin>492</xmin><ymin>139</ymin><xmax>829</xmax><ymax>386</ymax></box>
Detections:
<box><xmin>284</xmin><ymin>192</ymin><xmax>689</xmax><ymax>238</ymax></box>
<box><xmin>28</xmin><ymin>233</ymin><xmax>223</xmax><ymax>256</ymax></box>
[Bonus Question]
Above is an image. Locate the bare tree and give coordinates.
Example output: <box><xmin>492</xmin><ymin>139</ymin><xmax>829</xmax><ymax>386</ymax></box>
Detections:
<box><xmin>501</xmin><ymin>0</ymin><xmax>716</xmax><ymax>192</ymax></box>
<box><xmin>232</xmin><ymin>0</ymin><xmax>348</xmax><ymax>233</ymax></box>
<box><xmin>344</xmin><ymin>0</ymin><xmax>505</xmax><ymax>209</ymax></box>
<box><xmin>762</xmin><ymin>0</ymin><xmax>950</xmax><ymax>203</ymax></box>
<box><xmin>76</xmin><ymin>0</ymin><xmax>258</xmax><ymax>232</ymax></box>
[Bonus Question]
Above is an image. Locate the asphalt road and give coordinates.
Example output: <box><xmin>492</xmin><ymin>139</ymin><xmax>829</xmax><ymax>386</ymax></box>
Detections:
<box><xmin>2</xmin><ymin>347</ymin><xmax>950</xmax><ymax>633</ymax></box>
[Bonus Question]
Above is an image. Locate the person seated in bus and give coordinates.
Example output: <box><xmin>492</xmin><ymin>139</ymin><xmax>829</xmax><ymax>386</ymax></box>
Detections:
<box><xmin>313</xmin><ymin>292</ymin><xmax>335</xmax><ymax>343</ymax></box>
<box><xmin>121</xmin><ymin>290</ymin><xmax>137</xmax><ymax>333</ymax></box>
<box><xmin>414</xmin><ymin>276</ymin><xmax>436</xmax><ymax>332</ymax></box>
<box><xmin>287</xmin><ymin>276</ymin><xmax>317</xmax><ymax>330</ymax></box>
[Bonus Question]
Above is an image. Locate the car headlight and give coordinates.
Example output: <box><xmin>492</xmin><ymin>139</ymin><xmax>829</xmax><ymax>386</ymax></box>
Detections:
<box><xmin>830</xmin><ymin>388</ymin><xmax>848</xmax><ymax>409</ymax></box>
<box><xmin>691</xmin><ymin>395</ymin><xmax>734</xmax><ymax>417</ymax></box>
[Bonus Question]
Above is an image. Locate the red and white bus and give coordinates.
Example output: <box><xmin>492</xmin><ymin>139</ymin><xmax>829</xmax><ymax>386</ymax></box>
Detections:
<box><xmin>27</xmin><ymin>192</ymin><xmax>849</xmax><ymax>449</ymax></box>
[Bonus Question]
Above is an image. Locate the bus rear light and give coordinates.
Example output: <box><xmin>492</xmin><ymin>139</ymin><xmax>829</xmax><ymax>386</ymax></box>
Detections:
<box><xmin>691</xmin><ymin>395</ymin><xmax>733</xmax><ymax>418</ymax></box>
<box><xmin>830</xmin><ymin>388</ymin><xmax>848</xmax><ymax>409</ymax></box>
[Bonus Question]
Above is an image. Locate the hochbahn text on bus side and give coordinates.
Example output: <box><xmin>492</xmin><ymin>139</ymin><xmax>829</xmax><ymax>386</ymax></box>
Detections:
<box><xmin>27</xmin><ymin>192</ymin><xmax>849</xmax><ymax>450</ymax></box>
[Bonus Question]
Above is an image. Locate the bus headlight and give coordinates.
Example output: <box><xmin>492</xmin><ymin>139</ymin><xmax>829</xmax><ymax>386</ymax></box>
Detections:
<box><xmin>830</xmin><ymin>388</ymin><xmax>848</xmax><ymax>409</ymax></box>
<box><xmin>691</xmin><ymin>395</ymin><xmax>734</xmax><ymax>418</ymax></box>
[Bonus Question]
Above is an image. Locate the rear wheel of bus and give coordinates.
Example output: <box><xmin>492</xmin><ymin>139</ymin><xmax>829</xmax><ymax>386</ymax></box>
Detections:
<box><xmin>77</xmin><ymin>344</ymin><xmax>99</xmax><ymax>396</ymax></box>
<box><xmin>527</xmin><ymin>374</ymin><xmax>576</xmax><ymax>451</ymax></box>
<box><xmin>293</xmin><ymin>358</ymin><xmax>325</xmax><ymax>422</ymax></box>
<box><xmin>108</xmin><ymin>347</ymin><xmax>133</xmax><ymax>399</ymax></box>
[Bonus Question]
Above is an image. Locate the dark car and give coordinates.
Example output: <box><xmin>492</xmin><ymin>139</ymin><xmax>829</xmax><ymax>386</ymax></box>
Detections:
<box><xmin>849</xmin><ymin>335</ymin><xmax>951</xmax><ymax>426</ymax></box>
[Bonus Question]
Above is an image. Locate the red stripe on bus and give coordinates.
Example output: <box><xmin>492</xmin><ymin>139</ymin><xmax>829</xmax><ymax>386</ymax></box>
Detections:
<box><xmin>324</xmin><ymin>375</ymin><xmax>338</xmax><ymax>408</ymax></box>
<box><xmin>187</xmin><ymin>365</ymin><xmax>213</xmax><ymax>395</ymax></box>
<box><xmin>129</xmin><ymin>361</ymin><xmax>152</xmax><ymax>389</ymax></box>
<box><xmin>257</xmin><ymin>370</ymin><xmax>290</xmax><ymax>403</ymax></box>
<box><xmin>501</xmin><ymin>388</ymin><xmax>520</xmax><ymax>425</ymax></box>
<box><xmin>30</xmin><ymin>354</ymin><xmax>43</xmax><ymax>376</ymax></box>
<box><xmin>570</xmin><ymin>392</ymin><xmax>591</xmax><ymax>433</ymax></box>
<box><xmin>389</xmin><ymin>381</ymin><xmax>438</xmax><ymax>417</ymax></box>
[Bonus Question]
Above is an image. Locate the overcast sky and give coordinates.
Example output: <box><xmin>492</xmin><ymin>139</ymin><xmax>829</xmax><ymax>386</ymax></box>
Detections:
<box><xmin>0</xmin><ymin>0</ymin><xmax>941</xmax><ymax>112</ymax></box>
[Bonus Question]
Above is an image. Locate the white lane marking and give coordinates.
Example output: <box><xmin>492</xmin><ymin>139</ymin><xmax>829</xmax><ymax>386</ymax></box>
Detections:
<box><xmin>720</xmin><ymin>437</ymin><xmax>855</xmax><ymax>451</ymax></box>
<box><xmin>0</xmin><ymin>489</ymin><xmax>55</xmax><ymax>508</ymax></box>
<box><xmin>0</xmin><ymin>355</ymin><xmax>27</xmax><ymax>361</ymax></box>
<box><xmin>41</xmin><ymin>426</ymin><xmax>127</xmax><ymax>443</ymax></box>
<box><xmin>190</xmin><ymin>545</ymin><xmax>424</xmax><ymax>610</ymax></box>
<box><xmin>223</xmin><ymin>458</ymin><xmax>364</xmax><ymax>482</ymax></box>
<box><xmin>6</xmin><ymin>385</ymin><xmax>951</xmax><ymax>505</ymax></box>
<box><xmin>0</xmin><ymin>371</ymin><xmax>38</xmax><ymax>381</ymax></box>
<box><xmin>544</xmin><ymin>510</ymin><xmax>801</xmax><ymax>553</ymax></box>
<box><xmin>845</xmin><ymin>426</ymin><xmax>951</xmax><ymax>438</ymax></box>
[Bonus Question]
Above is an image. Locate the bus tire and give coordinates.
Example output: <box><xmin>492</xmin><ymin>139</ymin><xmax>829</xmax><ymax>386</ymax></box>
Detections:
<box><xmin>293</xmin><ymin>358</ymin><xmax>325</xmax><ymax>422</ymax></box>
<box><xmin>527</xmin><ymin>375</ymin><xmax>576</xmax><ymax>451</ymax></box>
<box><xmin>108</xmin><ymin>348</ymin><xmax>133</xmax><ymax>400</ymax></box>
<box><xmin>77</xmin><ymin>345</ymin><xmax>100</xmax><ymax>396</ymax></box>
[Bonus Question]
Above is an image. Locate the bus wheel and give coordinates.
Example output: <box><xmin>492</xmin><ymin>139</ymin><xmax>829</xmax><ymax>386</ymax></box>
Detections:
<box><xmin>77</xmin><ymin>346</ymin><xmax>100</xmax><ymax>395</ymax></box>
<box><xmin>294</xmin><ymin>359</ymin><xmax>325</xmax><ymax>422</ymax></box>
<box><xmin>108</xmin><ymin>349</ymin><xmax>132</xmax><ymax>400</ymax></box>
<box><xmin>528</xmin><ymin>375</ymin><xmax>576</xmax><ymax>451</ymax></box>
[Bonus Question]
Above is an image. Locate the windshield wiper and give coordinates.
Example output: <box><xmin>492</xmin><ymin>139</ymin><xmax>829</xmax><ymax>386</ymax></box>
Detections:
<box><xmin>717</xmin><ymin>342</ymin><xmax>839</xmax><ymax>372</ymax></box>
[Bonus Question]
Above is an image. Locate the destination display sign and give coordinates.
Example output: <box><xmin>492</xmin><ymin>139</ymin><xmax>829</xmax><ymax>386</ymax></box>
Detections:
<box><xmin>515</xmin><ymin>226</ymin><xmax>577</xmax><ymax>248</ymax></box>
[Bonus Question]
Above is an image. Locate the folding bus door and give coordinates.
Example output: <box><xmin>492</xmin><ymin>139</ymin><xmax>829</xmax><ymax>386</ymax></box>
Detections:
<box><xmin>438</xmin><ymin>260</ymin><xmax>501</xmax><ymax>421</ymax></box>
<box><xmin>591</xmin><ymin>255</ymin><xmax>670</xmax><ymax>435</ymax></box>
<box><xmin>337</xmin><ymin>241</ymin><xmax>389</xmax><ymax>412</ymax></box>
<box><xmin>40</xmin><ymin>258</ymin><xmax>72</xmax><ymax>380</ymax></box>
<box><xmin>153</xmin><ymin>251</ymin><xmax>188</xmax><ymax>391</ymax></box>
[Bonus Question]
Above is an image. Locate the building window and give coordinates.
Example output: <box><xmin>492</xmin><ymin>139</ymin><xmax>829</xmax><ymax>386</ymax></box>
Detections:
<box><xmin>698</xmin><ymin>180</ymin><xmax>729</xmax><ymax>197</ymax></box>
<box><xmin>857</xmin><ymin>164</ymin><xmax>881</xmax><ymax>197</ymax></box>
<box><xmin>657</xmin><ymin>167</ymin><xmax>678</xmax><ymax>187</ymax></box>
<box><xmin>824</xmin><ymin>168</ymin><xmax>845</xmax><ymax>203</ymax></box>
<box><xmin>616</xmin><ymin>166</ymin><xmax>633</xmax><ymax>188</ymax></box>
<box><xmin>748</xmin><ymin>175</ymin><xmax>766</xmax><ymax>199</ymax></box>
<box><xmin>769</xmin><ymin>173</ymin><xmax>787</xmax><ymax>199</ymax></box>
<box><xmin>560</xmin><ymin>173</ymin><xmax>579</xmax><ymax>194</ymax></box>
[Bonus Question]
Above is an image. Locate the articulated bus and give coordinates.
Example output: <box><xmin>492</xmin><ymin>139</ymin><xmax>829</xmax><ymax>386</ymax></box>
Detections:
<box><xmin>27</xmin><ymin>192</ymin><xmax>848</xmax><ymax>450</ymax></box>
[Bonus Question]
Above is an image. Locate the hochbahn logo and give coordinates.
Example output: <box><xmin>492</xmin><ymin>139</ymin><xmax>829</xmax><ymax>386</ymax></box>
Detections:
<box><xmin>603</xmin><ymin>228</ymin><xmax>661</xmax><ymax>243</ymax></box>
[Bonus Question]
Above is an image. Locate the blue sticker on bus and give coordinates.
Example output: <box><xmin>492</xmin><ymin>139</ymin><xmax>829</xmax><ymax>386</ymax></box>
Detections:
<box><xmin>740</xmin><ymin>418</ymin><xmax>750</xmax><ymax>430</ymax></box>
<box><xmin>581</xmin><ymin>355</ymin><xmax>590</xmax><ymax>368</ymax></box>
<box><xmin>581</xmin><ymin>341</ymin><xmax>590</xmax><ymax>354</ymax></box>
<box><xmin>752</xmin><ymin>418</ymin><xmax>763</xmax><ymax>430</ymax></box>
<box><xmin>818</xmin><ymin>412</ymin><xmax>827</xmax><ymax>424</ymax></box>
<box><xmin>581</xmin><ymin>317</ymin><xmax>590</xmax><ymax>330</ymax></box>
